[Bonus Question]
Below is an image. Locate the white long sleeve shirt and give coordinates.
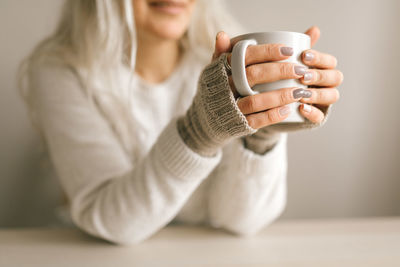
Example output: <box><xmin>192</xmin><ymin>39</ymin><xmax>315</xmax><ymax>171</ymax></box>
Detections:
<box><xmin>29</xmin><ymin>52</ymin><xmax>288</xmax><ymax>244</ymax></box>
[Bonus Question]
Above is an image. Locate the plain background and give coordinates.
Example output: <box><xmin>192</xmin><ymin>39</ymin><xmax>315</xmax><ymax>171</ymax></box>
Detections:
<box><xmin>0</xmin><ymin>0</ymin><xmax>399</xmax><ymax>227</ymax></box>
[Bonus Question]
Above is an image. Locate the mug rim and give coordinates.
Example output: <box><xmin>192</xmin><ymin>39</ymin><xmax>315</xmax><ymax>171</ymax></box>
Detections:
<box><xmin>231</xmin><ymin>31</ymin><xmax>310</xmax><ymax>45</ymax></box>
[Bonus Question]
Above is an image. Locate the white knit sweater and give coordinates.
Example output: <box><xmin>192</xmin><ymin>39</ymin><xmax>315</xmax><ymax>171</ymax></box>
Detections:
<box><xmin>29</xmin><ymin>52</ymin><xmax>288</xmax><ymax>244</ymax></box>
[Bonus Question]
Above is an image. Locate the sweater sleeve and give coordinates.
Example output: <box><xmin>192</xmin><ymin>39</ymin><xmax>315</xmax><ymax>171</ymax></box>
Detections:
<box><xmin>207</xmin><ymin>134</ymin><xmax>288</xmax><ymax>236</ymax></box>
<box><xmin>29</xmin><ymin>65</ymin><xmax>221</xmax><ymax>244</ymax></box>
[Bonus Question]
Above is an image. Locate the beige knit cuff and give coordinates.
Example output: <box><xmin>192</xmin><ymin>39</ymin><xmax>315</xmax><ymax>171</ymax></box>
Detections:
<box><xmin>177</xmin><ymin>54</ymin><xmax>256</xmax><ymax>157</ymax></box>
<box><xmin>243</xmin><ymin>130</ymin><xmax>282</xmax><ymax>155</ymax></box>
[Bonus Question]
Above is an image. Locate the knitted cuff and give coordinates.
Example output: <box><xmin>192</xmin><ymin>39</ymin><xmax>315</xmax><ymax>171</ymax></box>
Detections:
<box><xmin>243</xmin><ymin>130</ymin><xmax>282</xmax><ymax>155</ymax></box>
<box><xmin>177</xmin><ymin>54</ymin><xmax>256</xmax><ymax>157</ymax></box>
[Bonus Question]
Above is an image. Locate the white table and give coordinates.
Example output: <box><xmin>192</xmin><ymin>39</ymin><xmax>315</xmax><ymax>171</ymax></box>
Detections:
<box><xmin>1</xmin><ymin>217</ymin><xmax>399</xmax><ymax>267</ymax></box>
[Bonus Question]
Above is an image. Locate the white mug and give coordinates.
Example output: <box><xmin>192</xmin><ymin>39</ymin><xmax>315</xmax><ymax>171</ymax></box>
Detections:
<box><xmin>231</xmin><ymin>31</ymin><xmax>311</xmax><ymax>123</ymax></box>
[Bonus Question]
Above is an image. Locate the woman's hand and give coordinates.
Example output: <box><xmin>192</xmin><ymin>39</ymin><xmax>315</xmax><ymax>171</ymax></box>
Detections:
<box><xmin>212</xmin><ymin>26</ymin><xmax>343</xmax><ymax>129</ymax></box>
<box><xmin>296</xmin><ymin>26</ymin><xmax>343</xmax><ymax>123</ymax></box>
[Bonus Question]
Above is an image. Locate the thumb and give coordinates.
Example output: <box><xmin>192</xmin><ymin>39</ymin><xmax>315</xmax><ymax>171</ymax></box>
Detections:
<box><xmin>305</xmin><ymin>26</ymin><xmax>321</xmax><ymax>47</ymax></box>
<box><xmin>212</xmin><ymin>31</ymin><xmax>231</xmax><ymax>61</ymax></box>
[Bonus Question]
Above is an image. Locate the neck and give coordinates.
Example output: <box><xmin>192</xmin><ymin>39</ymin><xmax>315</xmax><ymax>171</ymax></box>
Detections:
<box><xmin>135</xmin><ymin>34</ymin><xmax>182</xmax><ymax>84</ymax></box>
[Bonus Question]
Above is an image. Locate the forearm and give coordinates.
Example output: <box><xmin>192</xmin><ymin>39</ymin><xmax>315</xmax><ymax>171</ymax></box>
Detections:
<box><xmin>70</xmin><ymin>120</ymin><xmax>221</xmax><ymax>244</ymax></box>
<box><xmin>207</xmin><ymin>136</ymin><xmax>288</xmax><ymax>235</ymax></box>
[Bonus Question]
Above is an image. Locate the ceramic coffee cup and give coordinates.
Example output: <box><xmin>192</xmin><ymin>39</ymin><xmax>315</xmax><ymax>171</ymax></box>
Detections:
<box><xmin>231</xmin><ymin>31</ymin><xmax>310</xmax><ymax>123</ymax></box>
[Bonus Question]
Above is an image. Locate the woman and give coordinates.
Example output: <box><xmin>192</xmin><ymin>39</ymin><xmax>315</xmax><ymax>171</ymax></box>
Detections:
<box><xmin>20</xmin><ymin>0</ymin><xmax>342</xmax><ymax>244</ymax></box>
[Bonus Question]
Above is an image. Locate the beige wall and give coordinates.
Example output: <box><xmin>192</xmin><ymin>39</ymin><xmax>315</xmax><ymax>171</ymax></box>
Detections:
<box><xmin>0</xmin><ymin>0</ymin><xmax>65</xmax><ymax>226</ymax></box>
<box><xmin>0</xmin><ymin>0</ymin><xmax>399</xmax><ymax>226</ymax></box>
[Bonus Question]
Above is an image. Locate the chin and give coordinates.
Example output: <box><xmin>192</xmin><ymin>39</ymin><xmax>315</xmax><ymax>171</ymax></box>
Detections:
<box><xmin>149</xmin><ymin>20</ymin><xmax>189</xmax><ymax>40</ymax></box>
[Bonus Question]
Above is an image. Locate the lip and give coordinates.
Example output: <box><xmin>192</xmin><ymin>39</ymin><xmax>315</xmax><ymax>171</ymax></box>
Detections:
<box><xmin>148</xmin><ymin>0</ymin><xmax>188</xmax><ymax>15</ymax></box>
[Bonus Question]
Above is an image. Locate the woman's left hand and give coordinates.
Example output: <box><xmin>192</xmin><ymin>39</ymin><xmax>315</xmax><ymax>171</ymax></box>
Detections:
<box><xmin>213</xmin><ymin>26</ymin><xmax>343</xmax><ymax>124</ymax></box>
<box><xmin>297</xmin><ymin>26</ymin><xmax>343</xmax><ymax>123</ymax></box>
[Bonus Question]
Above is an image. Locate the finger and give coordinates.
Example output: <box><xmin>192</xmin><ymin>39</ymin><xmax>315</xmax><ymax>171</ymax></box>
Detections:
<box><xmin>302</xmin><ymin>49</ymin><xmax>337</xmax><ymax>69</ymax></box>
<box><xmin>301</xmin><ymin>69</ymin><xmax>344</xmax><ymax>87</ymax></box>
<box><xmin>299</xmin><ymin>88</ymin><xmax>340</xmax><ymax>105</ymax></box>
<box><xmin>246</xmin><ymin>105</ymin><xmax>291</xmax><ymax>129</ymax></box>
<box><xmin>227</xmin><ymin>43</ymin><xmax>293</xmax><ymax>67</ymax></box>
<box><xmin>304</xmin><ymin>26</ymin><xmax>320</xmax><ymax>47</ymax></box>
<box><xmin>243</xmin><ymin>43</ymin><xmax>293</xmax><ymax>65</ymax></box>
<box><xmin>299</xmin><ymin>103</ymin><xmax>325</xmax><ymax>123</ymax></box>
<box><xmin>238</xmin><ymin>87</ymin><xmax>310</xmax><ymax>115</ymax></box>
<box><xmin>246</xmin><ymin>62</ymin><xmax>307</xmax><ymax>87</ymax></box>
<box><xmin>212</xmin><ymin>31</ymin><xmax>231</xmax><ymax>60</ymax></box>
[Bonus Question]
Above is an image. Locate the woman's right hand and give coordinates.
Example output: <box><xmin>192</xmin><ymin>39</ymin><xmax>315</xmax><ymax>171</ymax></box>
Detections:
<box><xmin>212</xmin><ymin>31</ymin><xmax>335</xmax><ymax>130</ymax></box>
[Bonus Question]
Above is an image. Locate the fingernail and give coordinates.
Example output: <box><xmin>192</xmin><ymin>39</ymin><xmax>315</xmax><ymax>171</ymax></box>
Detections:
<box><xmin>304</xmin><ymin>72</ymin><xmax>313</xmax><ymax>81</ymax></box>
<box><xmin>279</xmin><ymin>105</ymin><xmax>291</xmax><ymax>116</ymax></box>
<box><xmin>280</xmin><ymin>46</ymin><xmax>293</xmax><ymax>56</ymax></box>
<box><xmin>293</xmin><ymin>88</ymin><xmax>312</xmax><ymax>99</ymax></box>
<box><xmin>304</xmin><ymin>51</ymin><xmax>314</xmax><ymax>61</ymax></box>
<box><xmin>293</xmin><ymin>88</ymin><xmax>305</xmax><ymax>99</ymax></box>
<box><xmin>303</xmin><ymin>104</ymin><xmax>312</xmax><ymax>113</ymax></box>
<box><xmin>294</xmin><ymin>66</ymin><xmax>307</xmax><ymax>76</ymax></box>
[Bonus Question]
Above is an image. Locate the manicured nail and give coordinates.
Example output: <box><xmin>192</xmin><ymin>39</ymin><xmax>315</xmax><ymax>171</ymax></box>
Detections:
<box><xmin>304</xmin><ymin>72</ymin><xmax>313</xmax><ymax>81</ymax></box>
<box><xmin>293</xmin><ymin>88</ymin><xmax>312</xmax><ymax>99</ymax></box>
<box><xmin>280</xmin><ymin>46</ymin><xmax>293</xmax><ymax>56</ymax></box>
<box><xmin>279</xmin><ymin>105</ymin><xmax>291</xmax><ymax>116</ymax></box>
<box><xmin>304</xmin><ymin>51</ymin><xmax>314</xmax><ymax>62</ymax></box>
<box><xmin>303</xmin><ymin>104</ymin><xmax>312</xmax><ymax>113</ymax></box>
<box><xmin>293</xmin><ymin>88</ymin><xmax>305</xmax><ymax>99</ymax></box>
<box><xmin>294</xmin><ymin>66</ymin><xmax>307</xmax><ymax>76</ymax></box>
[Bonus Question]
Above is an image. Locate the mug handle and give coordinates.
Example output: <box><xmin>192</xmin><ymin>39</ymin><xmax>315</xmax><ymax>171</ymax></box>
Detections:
<box><xmin>231</xmin><ymin>39</ymin><xmax>258</xmax><ymax>97</ymax></box>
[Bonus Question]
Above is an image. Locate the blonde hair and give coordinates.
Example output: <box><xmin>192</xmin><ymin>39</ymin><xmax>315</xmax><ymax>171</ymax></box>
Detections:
<box><xmin>20</xmin><ymin>0</ymin><xmax>244</xmax><ymax>162</ymax></box>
